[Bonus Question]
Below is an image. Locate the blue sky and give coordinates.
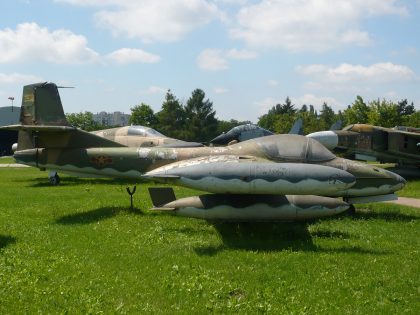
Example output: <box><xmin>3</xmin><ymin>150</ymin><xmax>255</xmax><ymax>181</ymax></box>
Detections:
<box><xmin>0</xmin><ymin>0</ymin><xmax>419</xmax><ymax>122</ymax></box>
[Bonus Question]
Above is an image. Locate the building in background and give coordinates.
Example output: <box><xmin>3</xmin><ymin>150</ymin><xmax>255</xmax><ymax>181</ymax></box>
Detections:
<box><xmin>0</xmin><ymin>106</ymin><xmax>19</xmax><ymax>156</ymax></box>
<box><xmin>93</xmin><ymin>111</ymin><xmax>131</xmax><ymax>127</ymax></box>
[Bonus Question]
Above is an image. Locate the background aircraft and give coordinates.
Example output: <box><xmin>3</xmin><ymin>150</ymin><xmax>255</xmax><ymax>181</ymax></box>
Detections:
<box><xmin>307</xmin><ymin>124</ymin><xmax>420</xmax><ymax>174</ymax></box>
<box><xmin>1</xmin><ymin>82</ymin><xmax>406</xmax><ymax>221</ymax></box>
<box><xmin>210</xmin><ymin>119</ymin><xmax>303</xmax><ymax>145</ymax></box>
<box><xmin>93</xmin><ymin>125</ymin><xmax>203</xmax><ymax>148</ymax></box>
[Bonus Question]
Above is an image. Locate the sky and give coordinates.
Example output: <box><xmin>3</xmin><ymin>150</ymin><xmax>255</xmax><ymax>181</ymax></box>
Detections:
<box><xmin>0</xmin><ymin>0</ymin><xmax>419</xmax><ymax>123</ymax></box>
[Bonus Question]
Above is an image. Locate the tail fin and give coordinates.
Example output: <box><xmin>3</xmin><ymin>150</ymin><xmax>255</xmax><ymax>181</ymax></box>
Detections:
<box><xmin>148</xmin><ymin>187</ymin><xmax>176</xmax><ymax>210</ymax></box>
<box><xmin>329</xmin><ymin>120</ymin><xmax>343</xmax><ymax>131</ymax></box>
<box><xmin>289</xmin><ymin>118</ymin><xmax>303</xmax><ymax>135</ymax></box>
<box><xmin>1</xmin><ymin>82</ymin><xmax>125</xmax><ymax>150</ymax></box>
<box><xmin>20</xmin><ymin>82</ymin><xmax>69</xmax><ymax>126</ymax></box>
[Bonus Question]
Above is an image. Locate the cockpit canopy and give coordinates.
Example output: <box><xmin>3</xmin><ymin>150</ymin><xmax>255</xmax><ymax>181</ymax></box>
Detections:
<box><xmin>127</xmin><ymin>125</ymin><xmax>166</xmax><ymax>138</ymax></box>
<box><xmin>256</xmin><ymin>134</ymin><xmax>336</xmax><ymax>162</ymax></box>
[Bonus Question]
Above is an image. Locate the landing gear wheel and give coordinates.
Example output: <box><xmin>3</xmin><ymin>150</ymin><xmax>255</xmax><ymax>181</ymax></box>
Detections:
<box><xmin>49</xmin><ymin>173</ymin><xmax>60</xmax><ymax>186</ymax></box>
<box><xmin>347</xmin><ymin>204</ymin><xmax>356</xmax><ymax>216</ymax></box>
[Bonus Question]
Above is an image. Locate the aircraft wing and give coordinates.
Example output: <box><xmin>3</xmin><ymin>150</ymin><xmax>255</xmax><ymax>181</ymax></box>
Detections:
<box><xmin>0</xmin><ymin>124</ymin><xmax>77</xmax><ymax>132</ymax></box>
<box><xmin>0</xmin><ymin>124</ymin><xmax>126</xmax><ymax>148</ymax></box>
<box><xmin>142</xmin><ymin>155</ymin><xmax>355</xmax><ymax>196</ymax></box>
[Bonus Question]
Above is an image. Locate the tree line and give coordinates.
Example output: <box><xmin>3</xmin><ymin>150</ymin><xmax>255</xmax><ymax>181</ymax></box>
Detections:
<box><xmin>66</xmin><ymin>89</ymin><xmax>419</xmax><ymax>142</ymax></box>
<box><xmin>259</xmin><ymin>96</ymin><xmax>419</xmax><ymax>135</ymax></box>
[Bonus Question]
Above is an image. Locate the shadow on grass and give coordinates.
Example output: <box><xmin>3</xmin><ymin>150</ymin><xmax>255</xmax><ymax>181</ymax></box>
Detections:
<box><xmin>195</xmin><ymin>222</ymin><xmax>388</xmax><ymax>255</ymax></box>
<box><xmin>0</xmin><ymin>235</ymin><xmax>16</xmax><ymax>249</ymax></box>
<box><xmin>56</xmin><ymin>207</ymin><xmax>142</xmax><ymax>225</ymax></box>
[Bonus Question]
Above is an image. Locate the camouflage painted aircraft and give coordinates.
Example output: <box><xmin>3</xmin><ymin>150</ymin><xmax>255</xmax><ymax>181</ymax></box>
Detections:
<box><xmin>210</xmin><ymin>119</ymin><xmax>303</xmax><ymax>145</ymax></box>
<box><xmin>92</xmin><ymin>126</ymin><xmax>203</xmax><ymax>148</ymax></box>
<box><xmin>307</xmin><ymin>124</ymin><xmax>420</xmax><ymax>170</ymax></box>
<box><xmin>1</xmin><ymin>82</ymin><xmax>406</xmax><ymax>221</ymax></box>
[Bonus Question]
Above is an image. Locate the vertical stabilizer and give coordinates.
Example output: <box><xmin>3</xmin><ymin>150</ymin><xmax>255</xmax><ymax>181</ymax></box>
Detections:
<box><xmin>20</xmin><ymin>82</ymin><xmax>69</xmax><ymax>126</ymax></box>
<box><xmin>17</xmin><ymin>82</ymin><xmax>69</xmax><ymax>150</ymax></box>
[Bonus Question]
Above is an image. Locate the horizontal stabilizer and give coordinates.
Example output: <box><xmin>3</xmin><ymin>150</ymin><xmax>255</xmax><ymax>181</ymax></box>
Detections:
<box><xmin>0</xmin><ymin>125</ymin><xmax>76</xmax><ymax>132</ymax></box>
<box><xmin>2</xmin><ymin>124</ymin><xmax>126</xmax><ymax>149</ymax></box>
<box><xmin>148</xmin><ymin>187</ymin><xmax>177</xmax><ymax>210</ymax></box>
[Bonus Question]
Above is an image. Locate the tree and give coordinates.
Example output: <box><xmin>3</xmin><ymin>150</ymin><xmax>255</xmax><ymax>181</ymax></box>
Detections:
<box><xmin>129</xmin><ymin>103</ymin><xmax>157</xmax><ymax>127</ymax></box>
<box><xmin>184</xmin><ymin>89</ymin><xmax>218</xmax><ymax>141</ymax></box>
<box><xmin>405</xmin><ymin>110</ymin><xmax>420</xmax><ymax>127</ymax></box>
<box><xmin>156</xmin><ymin>90</ymin><xmax>186</xmax><ymax>139</ymax></box>
<box><xmin>258</xmin><ymin>97</ymin><xmax>298</xmax><ymax>132</ymax></box>
<box><xmin>66</xmin><ymin>111</ymin><xmax>101</xmax><ymax>131</ymax></box>
<box><xmin>258</xmin><ymin>113</ymin><xmax>279</xmax><ymax>132</ymax></box>
<box><xmin>367</xmin><ymin>99</ymin><xmax>400</xmax><ymax>128</ymax></box>
<box><xmin>318</xmin><ymin>102</ymin><xmax>336</xmax><ymax>130</ymax></box>
<box><xmin>268</xmin><ymin>96</ymin><xmax>296</xmax><ymax>115</ymax></box>
<box><xmin>396</xmin><ymin>99</ymin><xmax>415</xmax><ymax>125</ymax></box>
<box><xmin>397</xmin><ymin>99</ymin><xmax>415</xmax><ymax>117</ymax></box>
<box><xmin>343</xmin><ymin>96</ymin><xmax>369</xmax><ymax>125</ymax></box>
<box><xmin>296</xmin><ymin>108</ymin><xmax>318</xmax><ymax>134</ymax></box>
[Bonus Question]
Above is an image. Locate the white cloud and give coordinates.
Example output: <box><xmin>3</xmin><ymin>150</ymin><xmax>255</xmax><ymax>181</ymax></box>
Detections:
<box><xmin>197</xmin><ymin>47</ymin><xmax>257</xmax><ymax>71</ymax></box>
<box><xmin>292</xmin><ymin>94</ymin><xmax>340</xmax><ymax>108</ymax></box>
<box><xmin>55</xmin><ymin>0</ymin><xmax>118</xmax><ymax>5</ymax></box>
<box><xmin>214</xmin><ymin>87</ymin><xmax>228</xmax><ymax>94</ymax></box>
<box><xmin>0</xmin><ymin>23</ymin><xmax>99</xmax><ymax>64</ymax></box>
<box><xmin>141</xmin><ymin>86</ymin><xmax>167</xmax><ymax>95</ymax></box>
<box><xmin>267</xmin><ymin>80</ymin><xmax>279</xmax><ymax>87</ymax></box>
<box><xmin>90</xmin><ymin>0</ymin><xmax>220</xmax><ymax>42</ymax></box>
<box><xmin>255</xmin><ymin>97</ymin><xmax>278</xmax><ymax>115</ymax></box>
<box><xmin>106</xmin><ymin>48</ymin><xmax>160</xmax><ymax>64</ymax></box>
<box><xmin>226</xmin><ymin>48</ymin><xmax>257</xmax><ymax>59</ymax></box>
<box><xmin>215</xmin><ymin>0</ymin><xmax>248</xmax><ymax>5</ymax></box>
<box><xmin>230</xmin><ymin>0</ymin><xmax>407</xmax><ymax>52</ymax></box>
<box><xmin>297</xmin><ymin>62</ymin><xmax>415</xmax><ymax>87</ymax></box>
<box><xmin>0</xmin><ymin>73</ymin><xmax>44</xmax><ymax>84</ymax></box>
<box><xmin>197</xmin><ymin>49</ymin><xmax>229</xmax><ymax>71</ymax></box>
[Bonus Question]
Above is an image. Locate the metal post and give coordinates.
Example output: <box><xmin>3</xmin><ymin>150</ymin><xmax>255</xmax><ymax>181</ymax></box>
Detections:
<box><xmin>126</xmin><ymin>186</ymin><xmax>137</xmax><ymax>211</ymax></box>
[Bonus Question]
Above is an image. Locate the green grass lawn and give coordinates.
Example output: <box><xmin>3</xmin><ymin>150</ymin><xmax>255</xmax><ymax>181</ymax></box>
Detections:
<box><xmin>0</xmin><ymin>156</ymin><xmax>15</xmax><ymax>164</ymax></box>
<box><xmin>0</xmin><ymin>167</ymin><xmax>419</xmax><ymax>314</ymax></box>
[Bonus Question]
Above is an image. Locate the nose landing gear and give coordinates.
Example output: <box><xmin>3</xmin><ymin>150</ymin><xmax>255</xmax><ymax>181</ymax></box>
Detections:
<box><xmin>48</xmin><ymin>171</ymin><xmax>60</xmax><ymax>186</ymax></box>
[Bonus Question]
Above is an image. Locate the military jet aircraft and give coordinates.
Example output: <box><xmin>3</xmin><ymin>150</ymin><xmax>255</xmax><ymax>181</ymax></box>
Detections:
<box><xmin>93</xmin><ymin>125</ymin><xmax>203</xmax><ymax>148</ymax></box>
<box><xmin>307</xmin><ymin>124</ymin><xmax>420</xmax><ymax>170</ymax></box>
<box><xmin>210</xmin><ymin>119</ymin><xmax>303</xmax><ymax>145</ymax></box>
<box><xmin>1</xmin><ymin>82</ymin><xmax>406</xmax><ymax>221</ymax></box>
<box><xmin>8</xmin><ymin>82</ymin><xmax>202</xmax><ymax>183</ymax></box>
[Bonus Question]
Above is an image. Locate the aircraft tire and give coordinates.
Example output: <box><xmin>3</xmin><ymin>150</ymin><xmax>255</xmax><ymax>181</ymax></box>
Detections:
<box><xmin>49</xmin><ymin>174</ymin><xmax>60</xmax><ymax>186</ymax></box>
<box><xmin>346</xmin><ymin>204</ymin><xmax>356</xmax><ymax>216</ymax></box>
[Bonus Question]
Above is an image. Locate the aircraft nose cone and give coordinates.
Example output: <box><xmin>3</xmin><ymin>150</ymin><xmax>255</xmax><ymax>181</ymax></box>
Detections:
<box><xmin>210</xmin><ymin>133</ymin><xmax>231</xmax><ymax>145</ymax></box>
<box><xmin>307</xmin><ymin>131</ymin><xmax>338</xmax><ymax>150</ymax></box>
<box><xmin>390</xmin><ymin>171</ymin><xmax>406</xmax><ymax>191</ymax></box>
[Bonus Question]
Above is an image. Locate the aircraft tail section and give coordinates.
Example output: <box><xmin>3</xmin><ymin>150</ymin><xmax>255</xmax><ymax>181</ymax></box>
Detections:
<box><xmin>0</xmin><ymin>82</ymin><xmax>125</xmax><ymax>150</ymax></box>
<box><xmin>20</xmin><ymin>82</ymin><xmax>69</xmax><ymax>126</ymax></box>
<box><xmin>289</xmin><ymin>118</ymin><xmax>303</xmax><ymax>135</ymax></box>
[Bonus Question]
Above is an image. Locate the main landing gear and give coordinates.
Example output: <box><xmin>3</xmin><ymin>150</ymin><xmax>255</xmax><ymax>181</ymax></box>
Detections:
<box><xmin>48</xmin><ymin>171</ymin><xmax>60</xmax><ymax>186</ymax></box>
<box><xmin>346</xmin><ymin>204</ymin><xmax>356</xmax><ymax>216</ymax></box>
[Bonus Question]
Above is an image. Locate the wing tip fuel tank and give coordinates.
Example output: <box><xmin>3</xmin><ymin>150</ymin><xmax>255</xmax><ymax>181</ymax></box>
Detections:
<box><xmin>148</xmin><ymin>189</ymin><xmax>350</xmax><ymax>221</ymax></box>
<box><xmin>142</xmin><ymin>156</ymin><xmax>356</xmax><ymax>196</ymax></box>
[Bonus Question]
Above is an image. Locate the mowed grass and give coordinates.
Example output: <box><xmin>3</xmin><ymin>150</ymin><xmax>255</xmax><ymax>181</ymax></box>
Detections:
<box><xmin>0</xmin><ymin>156</ymin><xmax>15</xmax><ymax>164</ymax></box>
<box><xmin>0</xmin><ymin>168</ymin><xmax>419</xmax><ymax>314</ymax></box>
